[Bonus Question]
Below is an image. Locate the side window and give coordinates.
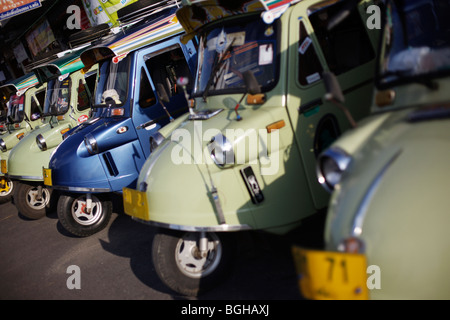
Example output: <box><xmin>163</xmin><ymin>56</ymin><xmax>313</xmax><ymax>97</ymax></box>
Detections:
<box><xmin>30</xmin><ymin>89</ymin><xmax>45</xmax><ymax>121</ymax></box>
<box><xmin>77</xmin><ymin>72</ymin><xmax>96</xmax><ymax>111</ymax></box>
<box><xmin>309</xmin><ymin>4</ymin><xmax>375</xmax><ymax>75</ymax></box>
<box><xmin>138</xmin><ymin>67</ymin><xmax>156</xmax><ymax>108</ymax></box>
<box><xmin>298</xmin><ymin>20</ymin><xmax>323</xmax><ymax>86</ymax></box>
<box><xmin>35</xmin><ymin>89</ymin><xmax>46</xmax><ymax>108</ymax></box>
<box><xmin>145</xmin><ymin>45</ymin><xmax>194</xmax><ymax>100</ymax></box>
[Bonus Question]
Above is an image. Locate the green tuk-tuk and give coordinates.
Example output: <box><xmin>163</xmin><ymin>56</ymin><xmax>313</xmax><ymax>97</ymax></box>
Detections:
<box><xmin>123</xmin><ymin>0</ymin><xmax>380</xmax><ymax>296</ymax></box>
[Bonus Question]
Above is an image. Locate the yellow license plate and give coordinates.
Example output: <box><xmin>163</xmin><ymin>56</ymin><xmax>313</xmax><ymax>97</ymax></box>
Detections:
<box><xmin>292</xmin><ymin>247</ymin><xmax>369</xmax><ymax>300</ymax></box>
<box><xmin>43</xmin><ymin>168</ymin><xmax>52</xmax><ymax>186</ymax></box>
<box><xmin>1</xmin><ymin>159</ymin><xmax>7</xmax><ymax>174</ymax></box>
<box><xmin>122</xmin><ymin>187</ymin><xmax>149</xmax><ymax>221</ymax></box>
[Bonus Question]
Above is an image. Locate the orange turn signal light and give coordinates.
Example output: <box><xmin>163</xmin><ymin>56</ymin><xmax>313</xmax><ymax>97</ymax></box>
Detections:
<box><xmin>266</xmin><ymin>120</ymin><xmax>285</xmax><ymax>133</ymax></box>
<box><xmin>111</xmin><ymin>108</ymin><xmax>124</xmax><ymax>116</ymax></box>
<box><xmin>60</xmin><ymin>128</ymin><xmax>70</xmax><ymax>135</ymax></box>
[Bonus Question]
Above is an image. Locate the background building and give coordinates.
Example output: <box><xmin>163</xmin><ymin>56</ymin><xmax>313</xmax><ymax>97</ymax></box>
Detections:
<box><xmin>0</xmin><ymin>0</ymin><xmax>139</xmax><ymax>85</ymax></box>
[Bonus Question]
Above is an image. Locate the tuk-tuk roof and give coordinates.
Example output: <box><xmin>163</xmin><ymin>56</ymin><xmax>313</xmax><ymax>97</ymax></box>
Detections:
<box><xmin>32</xmin><ymin>47</ymin><xmax>88</xmax><ymax>84</ymax></box>
<box><xmin>80</xmin><ymin>7</ymin><xmax>184</xmax><ymax>69</ymax></box>
<box><xmin>0</xmin><ymin>72</ymin><xmax>39</xmax><ymax>100</ymax></box>
<box><xmin>176</xmin><ymin>0</ymin><xmax>296</xmax><ymax>42</ymax></box>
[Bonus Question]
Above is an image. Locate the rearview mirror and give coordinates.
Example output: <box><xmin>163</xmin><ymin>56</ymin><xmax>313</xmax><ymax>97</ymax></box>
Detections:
<box><xmin>157</xmin><ymin>83</ymin><xmax>170</xmax><ymax>103</ymax></box>
<box><xmin>327</xmin><ymin>0</ymin><xmax>358</xmax><ymax>31</ymax></box>
<box><xmin>243</xmin><ymin>70</ymin><xmax>261</xmax><ymax>95</ymax></box>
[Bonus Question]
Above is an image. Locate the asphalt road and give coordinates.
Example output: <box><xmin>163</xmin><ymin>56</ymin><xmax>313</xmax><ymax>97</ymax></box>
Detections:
<box><xmin>0</xmin><ymin>195</ymin><xmax>325</xmax><ymax>302</ymax></box>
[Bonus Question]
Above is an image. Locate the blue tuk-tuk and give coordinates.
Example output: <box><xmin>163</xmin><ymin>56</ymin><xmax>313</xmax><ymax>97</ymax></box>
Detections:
<box><xmin>44</xmin><ymin>0</ymin><xmax>198</xmax><ymax>237</ymax></box>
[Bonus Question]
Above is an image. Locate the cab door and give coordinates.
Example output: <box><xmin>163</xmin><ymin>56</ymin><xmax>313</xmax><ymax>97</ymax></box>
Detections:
<box><xmin>133</xmin><ymin>37</ymin><xmax>196</xmax><ymax>158</ymax></box>
<box><xmin>286</xmin><ymin>0</ymin><xmax>377</xmax><ymax>209</ymax></box>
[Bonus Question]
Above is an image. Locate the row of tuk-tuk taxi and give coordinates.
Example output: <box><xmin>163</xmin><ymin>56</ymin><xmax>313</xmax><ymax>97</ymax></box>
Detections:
<box><xmin>2</xmin><ymin>0</ymin><xmax>449</xmax><ymax>300</ymax></box>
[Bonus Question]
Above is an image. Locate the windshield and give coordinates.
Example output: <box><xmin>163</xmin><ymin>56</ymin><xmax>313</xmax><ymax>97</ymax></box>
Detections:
<box><xmin>43</xmin><ymin>77</ymin><xmax>71</xmax><ymax>116</ymax></box>
<box><xmin>194</xmin><ymin>14</ymin><xmax>279</xmax><ymax>98</ymax></box>
<box><xmin>6</xmin><ymin>94</ymin><xmax>25</xmax><ymax>123</ymax></box>
<box><xmin>377</xmin><ymin>0</ymin><xmax>450</xmax><ymax>88</ymax></box>
<box><xmin>94</xmin><ymin>56</ymin><xmax>130</xmax><ymax>112</ymax></box>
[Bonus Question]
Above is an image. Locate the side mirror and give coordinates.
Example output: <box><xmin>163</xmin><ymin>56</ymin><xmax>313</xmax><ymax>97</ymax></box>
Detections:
<box><xmin>322</xmin><ymin>71</ymin><xmax>357</xmax><ymax>128</ymax></box>
<box><xmin>156</xmin><ymin>83</ymin><xmax>170</xmax><ymax>103</ymax></box>
<box><xmin>105</xmin><ymin>97</ymin><xmax>117</xmax><ymax>108</ymax></box>
<box><xmin>323</xmin><ymin>72</ymin><xmax>345</xmax><ymax>103</ymax></box>
<box><xmin>243</xmin><ymin>70</ymin><xmax>261</xmax><ymax>95</ymax></box>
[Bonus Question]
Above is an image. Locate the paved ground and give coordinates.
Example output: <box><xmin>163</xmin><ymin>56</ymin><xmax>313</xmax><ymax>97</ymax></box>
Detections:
<box><xmin>0</xmin><ymin>196</ymin><xmax>325</xmax><ymax>301</ymax></box>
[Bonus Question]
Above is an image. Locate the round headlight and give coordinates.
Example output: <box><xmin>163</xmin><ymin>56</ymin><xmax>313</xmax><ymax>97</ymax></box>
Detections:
<box><xmin>0</xmin><ymin>139</ymin><xmax>6</xmax><ymax>152</ymax></box>
<box><xmin>36</xmin><ymin>134</ymin><xmax>47</xmax><ymax>151</ymax></box>
<box><xmin>84</xmin><ymin>133</ymin><xmax>98</xmax><ymax>155</ymax></box>
<box><xmin>208</xmin><ymin>133</ymin><xmax>235</xmax><ymax>168</ymax></box>
<box><xmin>317</xmin><ymin>147</ymin><xmax>351</xmax><ymax>192</ymax></box>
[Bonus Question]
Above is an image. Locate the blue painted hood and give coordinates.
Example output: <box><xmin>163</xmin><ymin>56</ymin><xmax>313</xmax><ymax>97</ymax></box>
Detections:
<box><xmin>49</xmin><ymin>116</ymin><xmax>143</xmax><ymax>192</ymax></box>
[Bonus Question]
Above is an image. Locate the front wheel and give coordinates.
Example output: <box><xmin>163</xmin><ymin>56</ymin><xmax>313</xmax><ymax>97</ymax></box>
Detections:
<box><xmin>57</xmin><ymin>193</ymin><xmax>112</xmax><ymax>237</ymax></box>
<box><xmin>14</xmin><ymin>182</ymin><xmax>51</xmax><ymax>219</ymax></box>
<box><xmin>152</xmin><ymin>229</ymin><xmax>236</xmax><ymax>296</ymax></box>
<box><xmin>0</xmin><ymin>176</ymin><xmax>14</xmax><ymax>204</ymax></box>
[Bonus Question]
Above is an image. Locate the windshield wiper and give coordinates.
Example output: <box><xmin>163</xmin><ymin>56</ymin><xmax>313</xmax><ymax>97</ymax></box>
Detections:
<box><xmin>22</xmin><ymin>111</ymin><xmax>33</xmax><ymax>130</ymax></box>
<box><xmin>202</xmin><ymin>38</ymin><xmax>236</xmax><ymax>102</ymax></box>
<box><xmin>4</xmin><ymin>117</ymin><xmax>12</xmax><ymax>133</ymax></box>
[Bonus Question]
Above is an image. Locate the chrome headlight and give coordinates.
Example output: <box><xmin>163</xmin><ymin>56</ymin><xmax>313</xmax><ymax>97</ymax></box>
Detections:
<box><xmin>317</xmin><ymin>147</ymin><xmax>352</xmax><ymax>192</ymax></box>
<box><xmin>84</xmin><ymin>133</ymin><xmax>98</xmax><ymax>155</ymax></box>
<box><xmin>0</xmin><ymin>139</ymin><xmax>6</xmax><ymax>152</ymax></box>
<box><xmin>207</xmin><ymin>133</ymin><xmax>235</xmax><ymax>168</ymax></box>
<box><xmin>36</xmin><ymin>134</ymin><xmax>47</xmax><ymax>151</ymax></box>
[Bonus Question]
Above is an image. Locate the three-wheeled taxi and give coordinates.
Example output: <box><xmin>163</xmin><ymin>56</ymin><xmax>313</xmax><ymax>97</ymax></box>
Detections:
<box><xmin>43</xmin><ymin>0</ymin><xmax>198</xmax><ymax>237</ymax></box>
<box><xmin>6</xmin><ymin>50</ymin><xmax>98</xmax><ymax>219</ymax></box>
<box><xmin>0</xmin><ymin>73</ymin><xmax>47</xmax><ymax>204</ymax></box>
<box><xmin>293</xmin><ymin>0</ymin><xmax>450</xmax><ymax>300</ymax></box>
<box><xmin>122</xmin><ymin>0</ymin><xmax>380</xmax><ymax>296</ymax></box>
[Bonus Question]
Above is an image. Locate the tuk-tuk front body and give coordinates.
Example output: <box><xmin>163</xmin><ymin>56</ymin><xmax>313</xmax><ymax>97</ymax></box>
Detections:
<box><xmin>45</xmin><ymin>3</ymin><xmax>198</xmax><ymax>237</ymax></box>
<box><xmin>123</xmin><ymin>0</ymin><xmax>380</xmax><ymax>296</ymax></box>
<box><xmin>0</xmin><ymin>73</ymin><xmax>47</xmax><ymax>203</ymax></box>
<box><xmin>293</xmin><ymin>0</ymin><xmax>450</xmax><ymax>300</ymax></box>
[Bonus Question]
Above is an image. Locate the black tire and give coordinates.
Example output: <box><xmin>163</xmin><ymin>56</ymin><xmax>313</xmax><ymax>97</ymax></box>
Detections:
<box><xmin>152</xmin><ymin>229</ymin><xmax>236</xmax><ymax>296</ymax></box>
<box><xmin>57</xmin><ymin>193</ymin><xmax>112</xmax><ymax>237</ymax></box>
<box><xmin>0</xmin><ymin>176</ymin><xmax>14</xmax><ymax>204</ymax></box>
<box><xmin>14</xmin><ymin>182</ymin><xmax>52</xmax><ymax>219</ymax></box>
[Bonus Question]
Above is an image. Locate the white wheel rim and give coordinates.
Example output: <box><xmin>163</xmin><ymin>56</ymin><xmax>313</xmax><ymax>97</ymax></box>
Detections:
<box><xmin>175</xmin><ymin>232</ymin><xmax>222</xmax><ymax>278</ymax></box>
<box><xmin>70</xmin><ymin>194</ymin><xmax>103</xmax><ymax>226</ymax></box>
<box><xmin>0</xmin><ymin>179</ymin><xmax>13</xmax><ymax>196</ymax></box>
<box><xmin>26</xmin><ymin>186</ymin><xmax>50</xmax><ymax>209</ymax></box>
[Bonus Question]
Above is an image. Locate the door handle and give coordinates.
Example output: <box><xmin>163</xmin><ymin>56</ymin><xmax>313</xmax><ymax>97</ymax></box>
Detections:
<box><xmin>298</xmin><ymin>99</ymin><xmax>323</xmax><ymax>114</ymax></box>
<box><xmin>136</xmin><ymin>120</ymin><xmax>155</xmax><ymax>130</ymax></box>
